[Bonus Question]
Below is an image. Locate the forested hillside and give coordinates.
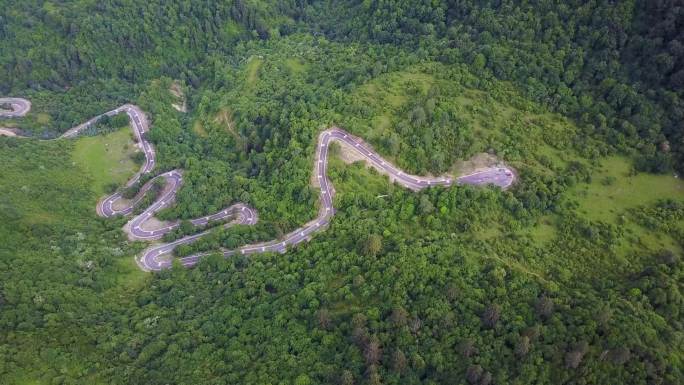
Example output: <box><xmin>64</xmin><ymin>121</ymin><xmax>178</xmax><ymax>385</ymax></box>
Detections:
<box><xmin>1</xmin><ymin>1</ymin><xmax>683</xmax><ymax>384</ymax></box>
<box><xmin>307</xmin><ymin>0</ymin><xmax>684</xmax><ymax>173</ymax></box>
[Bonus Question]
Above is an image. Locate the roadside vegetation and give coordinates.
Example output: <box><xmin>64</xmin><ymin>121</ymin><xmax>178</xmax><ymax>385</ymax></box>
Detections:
<box><xmin>72</xmin><ymin>126</ymin><xmax>140</xmax><ymax>196</ymax></box>
<box><xmin>0</xmin><ymin>1</ymin><xmax>683</xmax><ymax>385</ymax></box>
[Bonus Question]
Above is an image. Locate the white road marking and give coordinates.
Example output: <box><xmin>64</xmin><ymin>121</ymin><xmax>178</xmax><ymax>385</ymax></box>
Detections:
<box><xmin>5</xmin><ymin>100</ymin><xmax>514</xmax><ymax>271</ymax></box>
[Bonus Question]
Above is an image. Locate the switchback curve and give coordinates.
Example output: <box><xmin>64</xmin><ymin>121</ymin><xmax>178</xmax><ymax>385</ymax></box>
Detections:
<box><xmin>1</xmin><ymin>99</ymin><xmax>515</xmax><ymax>271</ymax></box>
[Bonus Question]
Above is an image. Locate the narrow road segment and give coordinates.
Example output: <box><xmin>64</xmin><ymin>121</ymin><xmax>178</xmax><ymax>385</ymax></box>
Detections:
<box><xmin>1</xmin><ymin>99</ymin><xmax>516</xmax><ymax>271</ymax></box>
<box><xmin>0</xmin><ymin>98</ymin><xmax>31</xmax><ymax>117</ymax></box>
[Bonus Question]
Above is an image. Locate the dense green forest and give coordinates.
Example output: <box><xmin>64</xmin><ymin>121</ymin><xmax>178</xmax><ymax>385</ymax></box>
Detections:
<box><xmin>1</xmin><ymin>1</ymin><xmax>683</xmax><ymax>384</ymax></box>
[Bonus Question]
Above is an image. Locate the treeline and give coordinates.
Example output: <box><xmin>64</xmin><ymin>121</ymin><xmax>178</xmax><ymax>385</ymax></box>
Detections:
<box><xmin>1</xmin><ymin>2</ymin><xmax>683</xmax><ymax>384</ymax></box>
<box><xmin>0</xmin><ymin>0</ymin><xmax>303</xmax><ymax>93</ymax></box>
<box><xmin>305</xmin><ymin>0</ymin><xmax>684</xmax><ymax>173</ymax></box>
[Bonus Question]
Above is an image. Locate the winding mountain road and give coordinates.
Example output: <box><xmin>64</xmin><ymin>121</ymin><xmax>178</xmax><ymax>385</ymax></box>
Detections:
<box><xmin>0</xmin><ymin>97</ymin><xmax>31</xmax><ymax>117</ymax></box>
<box><xmin>1</xmin><ymin>99</ymin><xmax>515</xmax><ymax>271</ymax></box>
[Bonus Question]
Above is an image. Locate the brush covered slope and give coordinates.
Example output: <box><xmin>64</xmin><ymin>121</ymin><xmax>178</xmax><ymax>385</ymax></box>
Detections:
<box><xmin>0</xmin><ymin>1</ymin><xmax>683</xmax><ymax>384</ymax></box>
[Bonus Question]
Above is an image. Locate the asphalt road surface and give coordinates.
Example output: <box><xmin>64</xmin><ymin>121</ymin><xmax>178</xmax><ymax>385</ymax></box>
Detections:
<box><xmin>161</xmin><ymin>128</ymin><xmax>515</xmax><ymax>271</ymax></box>
<box><xmin>1</xmin><ymin>100</ymin><xmax>516</xmax><ymax>271</ymax></box>
<box><xmin>0</xmin><ymin>98</ymin><xmax>31</xmax><ymax>117</ymax></box>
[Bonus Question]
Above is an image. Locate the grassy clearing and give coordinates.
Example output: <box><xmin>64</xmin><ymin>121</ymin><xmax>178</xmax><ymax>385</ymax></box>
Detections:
<box><xmin>192</xmin><ymin>120</ymin><xmax>207</xmax><ymax>137</ymax></box>
<box><xmin>221</xmin><ymin>20</ymin><xmax>244</xmax><ymax>41</ymax></box>
<box><xmin>284</xmin><ymin>58</ymin><xmax>307</xmax><ymax>74</ymax></box>
<box><xmin>520</xmin><ymin>216</ymin><xmax>557</xmax><ymax>244</ymax></box>
<box><xmin>36</xmin><ymin>113</ymin><xmax>51</xmax><ymax>125</ymax></box>
<box><xmin>349</xmin><ymin>68</ymin><xmax>436</xmax><ymax>144</ymax></box>
<box><xmin>350</xmin><ymin>63</ymin><xmax>582</xmax><ymax>167</ymax></box>
<box><xmin>0</xmin><ymin>140</ymin><xmax>84</xmax><ymax>228</ymax></box>
<box><xmin>619</xmin><ymin>221</ymin><xmax>682</xmax><ymax>256</ymax></box>
<box><xmin>111</xmin><ymin>257</ymin><xmax>150</xmax><ymax>291</ymax></box>
<box><xmin>519</xmin><ymin>157</ymin><xmax>683</xmax><ymax>249</ymax></box>
<box><xmin>72</xmin><ymin>127</ymin><xmax>138</xmax><ymax>197</ymax></box>
<box><xmin>327</xmin><ymin>145</ymin><xmax>394</xmax><ymax>198</ymax></box>
<box><xmin>449</xmin><ymin>90</ymin><xmax>579</xmax><ymax>162</ymax></box>
<box><xmin>245</xmin><ymin>57</ymin><xmax>263</xmax><ymax>88</ymax></box>
<box><xmin>213</xmin><ymin>106</ymin><xmax>237</xmax><ymax>137</ymax></box>
<box><xmin>565</xmin><ymin>156</ymin><xmax>684</xmax><ymax>257</ymax></box>
<box><xmin>568</xmin><ymin>156</ymin><xmax>684</xmax><ymax>222</ymax></box>
<box><xmin>354</xmin><ymin>70</ymin><xmax>434</xmax><ymax>111</ymax></box>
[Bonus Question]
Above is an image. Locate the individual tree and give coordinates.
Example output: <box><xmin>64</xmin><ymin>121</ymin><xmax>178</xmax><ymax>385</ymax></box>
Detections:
<box><xmin>481</xmin><ymin>304</ymin><xmax>501</xmax><ymax>329</ymax></box>
<box><xmin>389</xmin><ymin>307</ymin><xmax>408</xmax><ymax>327</ymax></box>
<box><xmin>294</xmin><ymin>374</ymin><xmax>311</xmax><ymax>385</ymax></box>
<box><xmin>364</xmin><ymin>335</ymin><xmax>382</xmax><ymax>365</ymax></box>
<box><xmin>609</xmin><ymin>347</ymin><xmax>631</xmax><ymax>365</ymax></box>
<box><xmin>565</xmin><ymin>341</ymin><xmax>589</xmax><ymax>369</ymax></box>
<box><xmin>361</xmin><ymin>234</ymin><xmax>383</xmax><ymax>257</ymax></box>
<box><xmin>112</xmin><ymin>113</ymin><xmax>129</xmax><ymax>128</ymax></box>
<box><xmin>515</xmin><ymin>335</ymin><xmax>530</xmax><ymax>357</ymax></box>
<box><xmin>480</xmin><ymin>371</ymin><xmax>493</xmax><ymax>385</ymax></box>
<box><xmin>458</xmin><ymin>338</ymin><xmax>478</xmax><ymax>358</ymax></box>
<box><xmin>535</xmin><ymin>295</ymin><xmax>554</xmax><ymax>320</ymax></box>
<box><xmin>367</xmin><ymin>365</ymin><xmax>381</xmax><ymax>385</ymax></box>
<box><xmin>409</xmin><ymin>316</ymin><xmax>422</xmax><ymax>334</ymax></box>
<box><xmin>130</xmin><ymin>151</ymin><xmax>146</xmax><ymax>165</ymax></box>
<box><xmin>466</xmin><ymin>364</ymin><xmax>483</xmax><ymax>384</ymax></box>
<box><xmin>317</xmin><ymin>308</ymin><xmax>332</xmax><ymax>330</ymax></box>
<box><xmin>392</xmin><ymin>349</ymin><xmax>407</xmax><ymax>374</ymax></box>
<box><xmin>339</xmin><ymin>370</ymin><xmax>354</xmax><ymax>385</ymax></box>
<box><xmin>419</xmin><ymin>195</ymin><xmax>434</xmax><ymax>214</ymax></box>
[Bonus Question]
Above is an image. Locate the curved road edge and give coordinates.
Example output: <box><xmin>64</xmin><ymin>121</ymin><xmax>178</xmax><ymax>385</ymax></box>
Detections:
<box><xmin>0</xmin><ymin>98</ymin><xmax>31</xmax><ymax>118</ymax></box>
<box><xmin>1</xmin><ymin>98</ymin><xmax>517</xmax><ymax>272</ymax></box>
<box><xmin>165</xmin><ymin>127</ymin><xmax>516</xmax><ymax>271</ymax></box>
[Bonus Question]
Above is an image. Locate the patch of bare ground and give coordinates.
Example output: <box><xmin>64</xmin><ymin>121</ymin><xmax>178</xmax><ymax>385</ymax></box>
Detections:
<box><xmin>111</xmin><ymin>197</ymin><xmax>133</xmax><ymax>212</ymax></box>
<box><xmin>192</xmin><ymin>120</ymin><xmax>208</xmax><ymax>137</ymax></box>
<box><xmin>333</xmin><ymin>139</ymin><xmax>367</xmax><ymax>164</ymax></box>
<box><xmin>123</xmin><ymin>216</ymin><xmax>176</xmax><ymax>242</ymax></box>
<box><xmin>0</xmin><ymin>128</ymin><xmax>19</xmax><ymax>137</ymax></box>
<box><xmin>141</xmin><ymin>216</ymin><xmax>175</xmax><ymax>231</ymax></box>
<box><xmin>331</xmin><ymin>137</ymin><xmax>410</xmax><ymax>184</ymax></box>
<box><xmin>214</xmin><ymin>107</ymin><xmax>242</xmax><ymax>143</ymax></box>
<box><xmin>330</xmin><ymin>135</ymin><xmax>515</xmax><ymax>184</ymax></box>
<box><xmin>170</xmin><ymin>81</ymin><xmax>187</xmax><ymax>113</ymax></box>
<box><xmin>453</xmin><ymin>152</ymin><xmax>506</xmax><ymax>175</ymax></box>
<box><xmin>119</xmin><ymin>176</ymin><xmax>181</xmax><ymax>240</ymax></box>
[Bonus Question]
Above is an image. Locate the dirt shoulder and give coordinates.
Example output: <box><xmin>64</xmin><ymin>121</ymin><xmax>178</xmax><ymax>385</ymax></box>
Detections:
<box><xmin>170</xmin><ymin>81</ymin><xmax>187</xmax><ymax>113</ymax></box>
<box><xmin>0</xmin><ymin>128</ymin><xmax>19</xmax><ymax>137</ymax></box>
<box><xmin>328</xmin><ymin>134</ymin><xmax>512</xmax><ymax>182</ymax></box>
<box><xmin>452</xmin><ymin>152</ymin><xmax>507</xmax><ymax>175</ymax></box>
<box><xmin>329</xmin><ymin>137</ymin><xmax>411</xmax><ymax>184</ymax></box>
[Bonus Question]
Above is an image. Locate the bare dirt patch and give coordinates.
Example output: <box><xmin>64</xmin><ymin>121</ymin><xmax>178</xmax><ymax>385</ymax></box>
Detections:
<box><xmin>122</xmin><ymin>215</ymin><xmax>176</xmax><ymax>241</ymax></box>
<box><xmin>330</xmin><ymin>138</ymin><xmax>406</xmax><ymax>184</ymax></box>
<box><xmin>0</xmin><ymin>128</ymin><xmax>19</xmax><ymax>137</ymax></box>
<box><xmin>170</xmin><ymin>81</ymin><xmax>187</xmax><ymax>113</ymax></box>
<box><xmin>111</xmin><ymin>197</ymin><xmax>134</xmax><ymax>212</ymax></box>
<box><xmin>334</xmin><ymin>140</ymin><xmax>368</xmax><ymax>164</ymax></box>
<box><xmin>192</xmin><ymin>121</ymin><xmax>207</xmax><ymax>137</ymax></box>
<box><xmin>453</xmin><ymin>152</ymin><xmax>505</xmax><ymax>175</ymax></box>
<box><xmin>214</xmin><ymin>107</ymin><xmax>240</xmax><ymax>139</ymax></box>
<box><xmin>141</xmin><ymin>216</ymin><xmax>176</xmax><ymax>232</ymax></box>
<box><xmin>330</xmin><ymin>136</ymin><xmax>512</xmax><ymax>183</ymax></box>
